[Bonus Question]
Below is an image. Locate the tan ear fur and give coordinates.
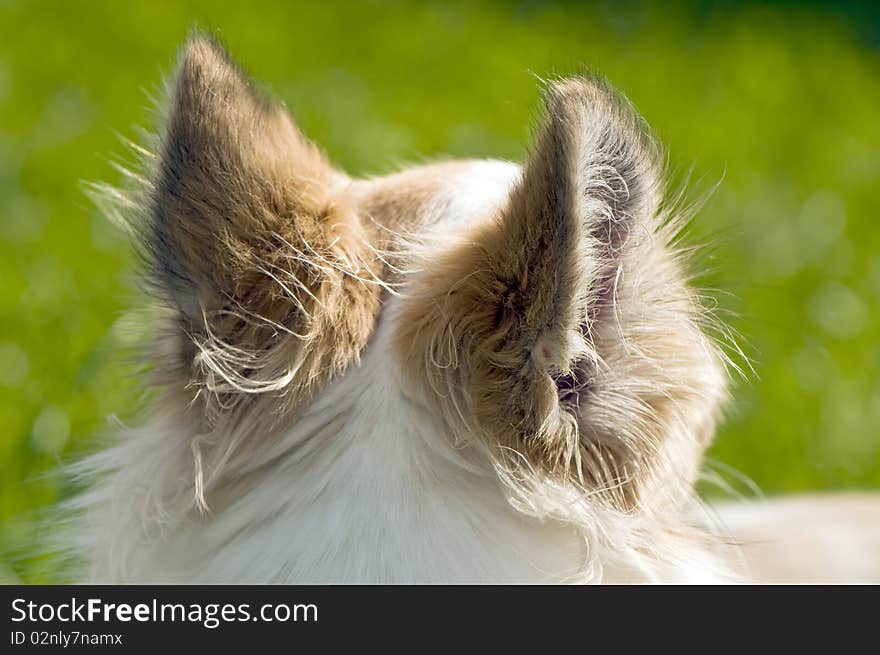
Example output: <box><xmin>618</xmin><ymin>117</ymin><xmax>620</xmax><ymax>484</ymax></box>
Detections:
<box><xmin>146</xmin><ymin>36</ymin><xmax>381</xmax><ymax>438</ymax></box>
<box><xmin>396</xmin><ymin>77</ymin><xmax>725</xmax><ymax>512</ymax></box>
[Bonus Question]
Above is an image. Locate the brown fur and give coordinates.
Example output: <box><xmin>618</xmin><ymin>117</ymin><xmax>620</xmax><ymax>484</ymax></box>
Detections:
<box><xmin>108</xmin><ymin>35</ymin><xmax>724</xmax><ymax>519</ymax></box>
<box><xmin>145</xmin><ymin>37</ymin><xmax>381</xmax><ymax>437</ymax></box>
<box><xmin>76</xmin><ymin>35</ymin><xmax>880</xmax><ymax>583</ymax></box>
<box><xmin>395</xmin><ymin>79</ymin><xmax>725</xmax><ymax>513</ymax></box>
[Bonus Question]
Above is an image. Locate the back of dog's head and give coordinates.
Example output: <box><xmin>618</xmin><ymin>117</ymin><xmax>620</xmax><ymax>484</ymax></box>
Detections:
<box><xmin>76</xmin><ymin>35</ymin><xmax>729</xmax><ymax>582</ymax></box>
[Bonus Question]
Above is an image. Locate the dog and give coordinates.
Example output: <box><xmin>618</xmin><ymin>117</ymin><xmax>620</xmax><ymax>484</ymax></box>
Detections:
<box><xmin>62</xmin><ymin>35</ymin><xmax>879</xmax><ymax>583</ymax></box>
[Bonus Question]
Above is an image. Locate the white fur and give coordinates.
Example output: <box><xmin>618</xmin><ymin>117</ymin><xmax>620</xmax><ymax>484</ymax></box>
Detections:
<box><xmin>441</xmin><ymin>160</ymin><xmax>522</xmax><ymax>227</ymax></box>
<box><xmin>65</xmin><ymin>159</ymin><xmax>736</xmax><ymax>584</ymax></box>
<box><xmin>73</xmin><ymin>299</ymin><xmax>736</xmax><ymax>583</ymax></box>
<box><xmin>59</xmin><ymin>41</ymin><xmax>879</xmax><ymax>584</ymax></box>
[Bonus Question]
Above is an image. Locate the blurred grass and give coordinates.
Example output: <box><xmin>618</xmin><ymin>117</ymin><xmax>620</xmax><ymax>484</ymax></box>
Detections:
<box><xmin>0</xmin><ymin>0</ymin><xmax>878</xmax><ymax>582</ymax></box>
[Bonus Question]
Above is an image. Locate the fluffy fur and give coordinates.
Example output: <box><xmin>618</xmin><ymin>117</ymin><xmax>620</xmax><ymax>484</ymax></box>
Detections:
<box><xmin>59</xmin><ymin>35</ymin><xmax>868</xmax><ymax>584</ymax></box>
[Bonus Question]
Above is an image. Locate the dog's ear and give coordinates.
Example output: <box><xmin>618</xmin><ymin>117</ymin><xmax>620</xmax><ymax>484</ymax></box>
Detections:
<box><xmin>146</xmin><ymin>36</ymin><xmax>380</xmax><ymax>424</ymax></box>
<box><xmin>398</xmin><ymin>77</ymin><xmax>724</xmax><ymax>510</ymax></box>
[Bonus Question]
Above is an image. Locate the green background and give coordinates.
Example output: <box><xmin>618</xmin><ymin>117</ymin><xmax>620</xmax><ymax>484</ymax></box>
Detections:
<box><xmin>1</xmin><ymin>0</ymin><xmax>878</xmax><ymax>582</ymax></box>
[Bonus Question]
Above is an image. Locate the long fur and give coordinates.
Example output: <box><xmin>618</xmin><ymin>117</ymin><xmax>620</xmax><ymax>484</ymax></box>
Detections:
<box><xmin>57</xmin><ymin>34</ymin><xmax>740</xmax><ymax>583</ymax></box>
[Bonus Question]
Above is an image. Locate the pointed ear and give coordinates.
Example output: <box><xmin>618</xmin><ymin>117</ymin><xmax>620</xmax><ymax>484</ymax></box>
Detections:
<box><xmin>475</xmin><ymin>76</ymin><xmax>664</xmax><ymax>371</ymax></box>
<box><xmin>152</xmin><ymin>35</ymin><xmax>335</xmax><ymax>319</ymax></box>
<box><xmin>397</xmin><ymin>77</ymin><xmax>723</xmax><ymax>510</ymax></box>
<box><xmin>145</xmin><ymin>36</ymin><xmax>380</xmax><ymax>425</ymax></box>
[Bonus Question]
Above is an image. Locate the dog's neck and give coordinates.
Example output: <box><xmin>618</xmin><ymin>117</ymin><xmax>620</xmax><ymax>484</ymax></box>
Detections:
<box><xmin>79</xmin><ymin>301</ymin><xmax>728</xmax><ymax>583</ymax></box>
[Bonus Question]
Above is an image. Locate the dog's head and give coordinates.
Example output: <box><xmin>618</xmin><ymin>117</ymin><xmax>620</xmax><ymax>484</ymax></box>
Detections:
<box><xmin>118</xmin><ymin>36</ymin><xmax>726</xmax><ymax>520</ymax></box>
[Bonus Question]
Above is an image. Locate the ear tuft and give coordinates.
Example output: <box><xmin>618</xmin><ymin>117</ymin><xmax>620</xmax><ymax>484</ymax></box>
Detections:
<box><xmin>172</xmin><ymin>34</ymin><xmax>279</xmax><ymax>135</ymax></box>
<box><xmin>180</xmin><ymin>34</ymin><xmax>236</xmax><ymax>81</ymax></box>
<box><xmin>179</xmin><ymin>34</ymin><xmax>238</xmax><ymax>93</ymax></box>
